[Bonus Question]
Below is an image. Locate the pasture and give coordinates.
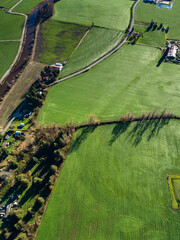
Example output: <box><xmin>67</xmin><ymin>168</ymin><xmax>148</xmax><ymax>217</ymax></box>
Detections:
<box><xmin>0</xmin><ymin>0</ymin><xmax>19</xmax><ymax>9</ymax></box>
<box><xmin>35</xmin><ymin>20</ymin><xmax>88</xmax><ymax>65</ymax></box>
<box><xmin>38</xmin><ymin>44</ymin><xmax>180</xmax><ymax>126</ymax></box>
<box><xmin>0</xmin><ymin>11</ymin><xmax>24</xmax><ymax>40</ymax></box>
<box><xmin>14</xmin><ymin>0</ymin><xmax>43</xmax><ymax>13</ymax></box>
<box><xmin>134</xmin><ymin>25</ymin><xmax>166</xmax><ymax>47</ymax></box>
<box><xmin>53</xmin><ymin>0</ymin><xmax>133</xmax><ymax>30</ymax></box>
<box><xmin>36</xmin><ymin>121</ymin><xmax>180</xmax><ymax>240</ymax></box>
<box><xmin>61</xmin><ymin>27</ymin><xmax>124</xmax><ymax>77</ymax></box>
<box><xmin>135</xmin><ymin>0</ymin><xmax>180</xmax><ymax>39</ymax></box>
<box><xmin>0</xmin><ymin>42</ymin><xmax>19</xmax><ymax>79</ymax></box>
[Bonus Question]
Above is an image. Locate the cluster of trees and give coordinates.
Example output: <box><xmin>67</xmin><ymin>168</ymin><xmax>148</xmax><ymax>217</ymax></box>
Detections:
<box><xmin>25</xmin><ymin>79</ymin><xmax>47</xmax><ymax>109</ymax></box>
<box><xmin>41</xmin><ymin>66</ymin><xmax>59</xmax><ymax>84</ymax></box>
<box><xmin>146</xmin><ymin>20</ymin><xmax>169</xmax><ymax>33</ymax></box>
<box><xmin>36</xmin><ymin>0</ymin><xmax>54</xmax><ymax>24</ymax></box>
<box><xmin>0</xmin><ymin>125</ymin><xmax>74</xmax><ymax>240</ymax></box>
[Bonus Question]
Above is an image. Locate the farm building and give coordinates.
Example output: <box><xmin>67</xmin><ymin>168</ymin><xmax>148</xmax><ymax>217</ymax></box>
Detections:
<box><xmin>50</xmin><ymin>63</ymin><xmax>63</xmax><ymax>72</ymax></box>
<box><xmin>18</xmin><ymin>123</ymin><xmax>25</xmax><ymax>128</ymax></box>
<box><xmin>167</xmin><ymin>44</ymin><xmax>178</xmax><ymax>58</ymax></box>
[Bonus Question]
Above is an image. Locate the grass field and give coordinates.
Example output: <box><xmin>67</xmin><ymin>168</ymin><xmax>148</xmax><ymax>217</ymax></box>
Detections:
<box><xmin>61</xmin><ymin>27</ymin><xmax>124</xmax><ymax>77</ymax></box>
<box><xmin>35</xmin><ymin>20</ymin><xmax>88</xmax><ymax>65</ymax></box>
<box><xmin>0</xmin><ymin>11</ymin><xmax>24</xmax><ymax>40</ymax></box>
<box><xmin>0</xmin><ymin>42</ymin><xmax>19</xmax><ymax>79</ymax></box>
<box><xmin>38</xmin><ymin>44</ymin><xmax>180</xmax><ymax>126</ymax></box>
<box><xmin>36</xmin><ymin>121</ymin><xmax>180</xmax><ymax>240</ymax></box>
<box><xmin>0</xmin><ymin>0</ymin><xmax>19</xmax><ymax>9</ymax></box>
<box><xmin>14</xmin><ymin>0</ymin><xmax>43</xmax><ymax>14</ymax></box>
<box><xmin>134</xmin><ymin>25</ymin><xmax>166</xmax><ymax>47</ymax></box>
<box><xmin>135</xmin><ymin>0</ymin><xmax>180</xmax><ymax>39</ymax></box>
<box><xmin>53</xmin><ymin>0</ymin><xmax>133</xmax><ymax>30</ymax></box>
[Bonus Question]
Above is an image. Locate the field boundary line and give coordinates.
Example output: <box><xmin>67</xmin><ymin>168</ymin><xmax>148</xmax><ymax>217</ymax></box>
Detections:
<box><xmin>0</xmin><ymin>0</ymin><xmax>28</xmax><ymax>84</ymax></box>
<box><xmin>167</xmin><ymin>175</ymin><xmax>180</xmax><ymax>210</ymax></box>
<box><xmin>0</xmin><ymin>40</ymin><xmax>20</xmax><ymax>42</ymax></box>
<box><xmin>66</xmin><ymin>25</ymin><xmax>93</xmax><ymax>61</ymax></box>
<box><xmin>50</xmin><ymin>0</ymin><xmax>140</xmax><ymax>86</ymax></box>
<box><xmin>74</xmin><ymin>114</ymin><xmax>180</xmax><ymax>130</ymax></box>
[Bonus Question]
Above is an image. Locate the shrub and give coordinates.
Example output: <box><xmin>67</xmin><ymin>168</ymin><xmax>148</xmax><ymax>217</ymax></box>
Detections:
<box><xmin>49</xmin><ymin>185</ymin><xmax>54</xmax><ymax>191</ymax></box>
<box><xmin>32</xmin><ymin>157</ymin><xmax>39</xmax><ymax>164</ymax></box>
<box><xmin>17</xmin><ymin>232</ymin><xmax>27</xmax><ymax>240</ymax></box>
<box><xmin>9</xmin><ymin>159</ymin><xmax>19</xmax><ymax>169</ymax></box>
<box><xmin>53</xmin><ymin>150</ymin><xmax>64</xmax><ymax>161</ymax></box>
<box><xmin>16</xmin><ymin>174</ymin><xmax>29</xmax><ymax>188</ymax></box>
<box><xmin>14</xmin><ymin>219</ymin><xmax>25</xmax><ymax>231</ymax></box>
<box><xmin>33</xmin><ymin>177</ymin><xmax>42</xmax><ymax>186</ymax></box>
<box><xmin>50</xmin><ymin>165</ymin><xmax>57</xmax><ymax>174</ymax></box>
<box><xmin>36</xmin><ymin>197</ymin><xmax>45</xmax><ymax>207</ymax></box>
<box><xmin>9</xmin><ymin>209</ymin><xmax>24</xmax><ymax>222</ymax></box>
<box><xmin>58</xmin><ymin>138</ymin><xmax>66</xmax><ymax>148</ymax></box>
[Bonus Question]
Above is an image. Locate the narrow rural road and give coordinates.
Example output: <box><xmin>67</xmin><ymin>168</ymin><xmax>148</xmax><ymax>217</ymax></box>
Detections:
<box><xmin>51</xmin><ymin>0</ymin><xmax>140</xmax><ymax>86</ymax></box>
<box><xmin>0</xmin><ymin>0</ymin><xmax>27</xmax><ymax>84</ymax></box>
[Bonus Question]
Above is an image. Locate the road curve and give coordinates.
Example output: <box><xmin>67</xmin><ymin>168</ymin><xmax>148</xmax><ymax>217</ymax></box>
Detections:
<box><xmin>0</xmin><ymin>0</ymin><xmax>28</xmax><ymax>84</ymax></box>
<box><xmin>51</xmin><ymin>0</ymin><xmax>140</xmax><ymax>86</ymax></box>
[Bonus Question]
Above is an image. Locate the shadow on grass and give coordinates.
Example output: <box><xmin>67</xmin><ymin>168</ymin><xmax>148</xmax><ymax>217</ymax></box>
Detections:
<box><xmin>127</xmin><ymin>119</ymin><xmax>170</xmax><ymax>146</ymax></box>
<box><xmin>109</xmin><ymin>119</ymin><xmax>170</xmax><ymax>147</ymax></box>
<box><xmin>69</xmin><ymin>126</ymin><xmax>97</xmax><ymax>153</ymax></box>
<box><xmin>109</xmin><ymin>122</ymin><xmax>131</xmax><ymax>146</ymax></box>
<box><xmin>156</xmin><ymin>47</ymin><xmax>168</xmax><ymax>67</ymax></box>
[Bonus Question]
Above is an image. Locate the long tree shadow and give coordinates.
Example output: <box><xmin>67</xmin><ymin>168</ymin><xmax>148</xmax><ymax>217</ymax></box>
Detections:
<box><xmin>127</xmin><ymin>119</ymin><xmax>170</xmax><ymax>147</ymax></box>
<box><xmin>69</xmin><ymin>126</ymin><xmax>97</xmax><ymax>153</ymax></box>
<box><xmin>109</xmin><ymin>122</ymin><xmax>131</xmax><ymax>146</ymax></box>
<box><xmin>156</xmin><ymin>47</ymin><xmax>169</xmax><ymax>67</ymax></box>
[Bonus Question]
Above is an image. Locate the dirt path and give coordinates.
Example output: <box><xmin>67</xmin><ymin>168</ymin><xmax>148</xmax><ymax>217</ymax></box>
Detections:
<box><xmin>0</xmin><ymin>0</ymin><xmax>28</xmax><ymax>84</ymax></box>
<box><xmin>51</xmin><ymin>0</ymin><xmax>140</xmax><ymax>86</ymax></box>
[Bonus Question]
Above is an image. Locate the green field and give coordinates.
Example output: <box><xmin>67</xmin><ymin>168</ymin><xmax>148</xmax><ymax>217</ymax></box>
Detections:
<box><xmin>36</xmin><ymin>121</ymin><xmax>180</xmax><ymax>240</ymax></box>
<box><xmin>14</xmin><ymin>0</ymin><xmax>43</xmax><ymax>14</ymax></box>
<box><xmin>36</xmin><ymin>20</ymin><xmax>88</xmax><ymax>65</ymax></box>
<box><xmin>0</xmin><ymin>42</ymin><xmax>19</xmax><ymax>79</ymax></box>
<box><xmin>0</xmin><ymin>0</ymin><xmax>19</xmax><ymax>9</ymax></box>
<box><xmin>38</xmin><ymin>44</ymin><xmax>180</xmax><ymax>126</ymax></box>
<box><xmin>61</xmin><ymin>27</ymin><xmax>124</xmax><ymax>77</ymax></box>
<box><xmin>134</xmin><ymin>25</ymin><xmax>166</xmax><ymax>47</ymax></box>
<box><xmin>0</xmin><ymin>11</ymin><xmax>24</xmax><ymax>40</ymax></box>
<box><xmin>135</xmin><ymin>0</ymin><xmax>180</xmax><ymax>39</ymax></box>
<box><xmin>53</xmin><ymin>0</ymin><xmax>133</xmax><ymax>30</ymax></box>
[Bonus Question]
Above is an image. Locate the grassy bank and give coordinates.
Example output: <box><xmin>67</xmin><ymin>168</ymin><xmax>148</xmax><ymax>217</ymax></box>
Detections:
<box><xmin>38</xmin><ymin>44</ymin><xmax>180</xmax><ymax>126</ymax></box>
<box><xmin>36</xmin><ymin>121</ymin><xmax>180</xmax><ymax>240</ymax></box>
<box><xmin>61</xmin><ymin>27</ymin><xmax>124</xmax><ymax>77</ymax></box>
<box><xmin>35</xmin><ymin>20</ymin><xmax>88</xmax><ymax>65</ymax></box>
<box><xmin>0</xmin><ymin>42</ymin><xmax>19</xmax><ymax>79</ymax></box>
<box><xmin>53</xmin><ymin>0</ymin><xmax>133</xmax><ymax>30</ymax></box>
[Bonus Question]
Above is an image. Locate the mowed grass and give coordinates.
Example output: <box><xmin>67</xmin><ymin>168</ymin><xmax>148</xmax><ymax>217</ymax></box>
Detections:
<box><xmin>61</xmin><ymin>27</ymin><xmax>124</xmax><ymax>77</ymax></box>
<box><xmin>14</xmin><ymin>0</ymin><xmax>43</xmax><ymax>14</ymax></box>
<box><xmin>0</xmin><ymin>42</ymin><xmax>19</xmax><ymax>79</ymax></box>
<box><xmin>38</xmin><ymin>44</ymin><xmax>180</xmax><ymax>126</ymax></box>
<box><xmin>53</xmin><ymin>0</ymin><xmax>133</xmax><ymax>30</ymax></box>
<box><xmin>36</xmin><ymin>121</ymin><xmax>180</xmax><ymax>240</ymax></box>
<box><xmin>0</xmin><ymin>11</ymin><xmax>24</xmax><ymax>40</ymax></box>
<box><xmin>135</xmin><ymin>0</ymin><xmax>180</xmax><ymax>39</ymax></box>
<box><xmin>134</xmin><ymin>25</ymin><xmax>166</xmax><ymax>47</ymax></box>
<box><xmin>36</xmin><ymin>20</ymin><xmax>88</xmax><ymax>65</ymax></box>
<box><xmin>0</xmin><ymin>0</ymin><xmax>19</xmax><ymax>9</ymax></box>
